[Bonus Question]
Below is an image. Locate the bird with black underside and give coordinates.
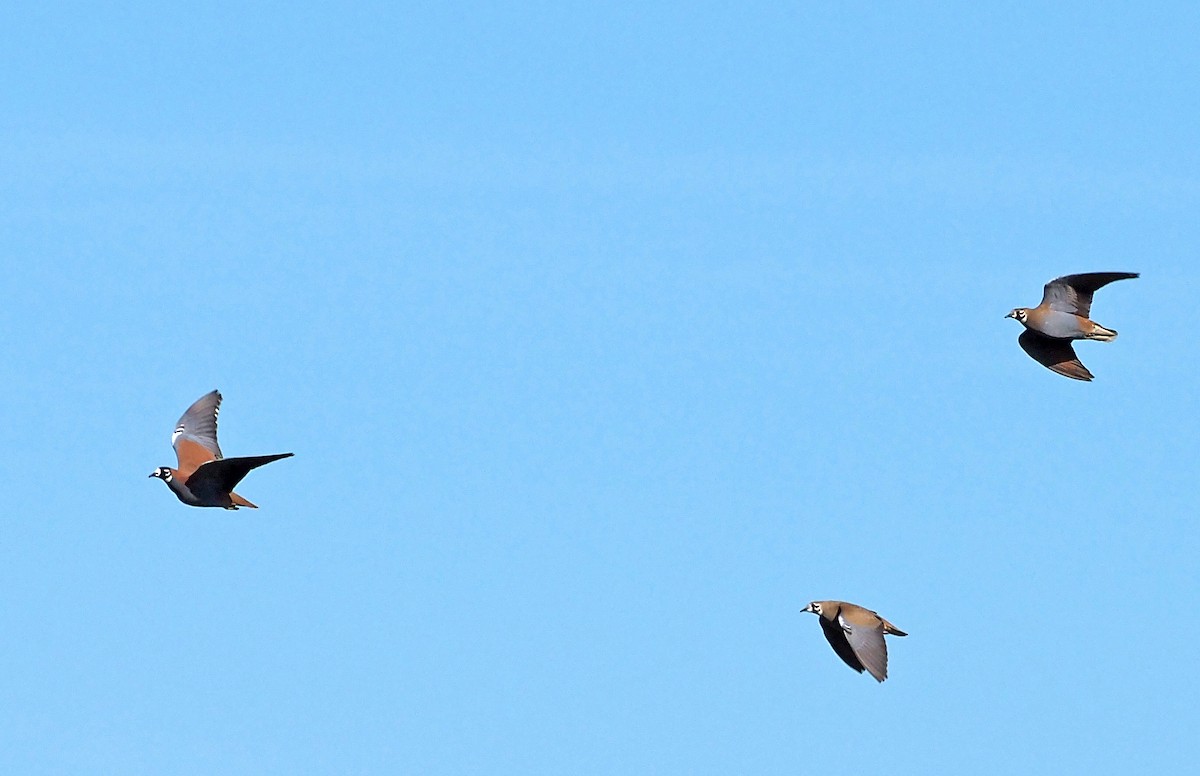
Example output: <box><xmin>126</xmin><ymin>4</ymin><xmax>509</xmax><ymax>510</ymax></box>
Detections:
<box><xmin>149</xmin><ymin>390</ymin><xmax>292</xmax><ymax>509</ymax></box>
<box><xmin>802</xmin><ymin>600</ymin><xmax>907</xmax><ymax>682</ymax></box>
<box><xmin>1006</xmin><ymin>272</ymin><xmax>1138</xmax><ymax>381</ymax></box>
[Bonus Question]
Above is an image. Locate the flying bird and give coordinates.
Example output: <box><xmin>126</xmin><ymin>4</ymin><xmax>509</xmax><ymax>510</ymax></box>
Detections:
<box><xmin>802</xmin><ymin>600</ymin><xmax>907</xmax><ymax>682</ymax></box>
<box><xmin>149</xmin><ymin>390</ymin><xmax>293</xmax><ymax>509</ymax></box>
<box><xmin>1006</xmin><ymin>272</ymin><xmax>1138</xmax><ymax>381</ymax></box>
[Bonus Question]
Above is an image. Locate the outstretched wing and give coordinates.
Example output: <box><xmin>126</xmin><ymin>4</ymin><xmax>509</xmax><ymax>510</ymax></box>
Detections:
<box><xmin>1018</xmin><ymin>330</ymin><xmax>1094</xmax><ymax>381</ymax></box>
<box><xmin>838</xmin><ymin>614</ymin><xmax>891</xmax><ymax>682</ymax></box>
<box><xmin>184</xmin><ymin>453</ymin><xmax>294</xmax><ymax>501</ymax></box>
<box><xmin>172</xmin><ymin>390</ymin><xmax>223</xmax><ymax>476</ymax></box>
<box><xmin>1040</xmin><ymin>272</ymin><xmax>1138</xmax><ymax>318</ymax></box>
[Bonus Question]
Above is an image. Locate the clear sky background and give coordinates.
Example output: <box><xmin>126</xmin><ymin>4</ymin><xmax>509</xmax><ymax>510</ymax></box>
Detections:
<box><xmin>1</xmin><ymin>2</ymin><xmax>1198</xmax><ymax>773</ymax></box>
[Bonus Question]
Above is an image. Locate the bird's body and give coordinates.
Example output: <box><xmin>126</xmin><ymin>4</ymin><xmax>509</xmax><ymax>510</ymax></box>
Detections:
<box><xmin>154</xmin><ymin>455</ymin><xmax>293</xmax><ymax>509</ymax></box>
<box><xmin>1022</xmin><ymin>308</ymin><xmax>1115</xmax><ymax>340</ymax></box>
<box><xmin>1007</xmin><ymin>271</ymin><xmax>1138</xmax><ymax>380</ymax></box>
<box><xmin>802</xmin><ymin>600</ymin><xmax>906</xmax><ymax>682</ymax></box>
<box><xmin>150</xmin><ymin>390</ymin><xmax>292</xmax><ymax>509</ymax></box>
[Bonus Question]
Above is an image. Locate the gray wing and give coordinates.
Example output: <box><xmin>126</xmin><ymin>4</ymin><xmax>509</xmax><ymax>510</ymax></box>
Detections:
<box><xmin>838</xmin><ymin>613</ymin><xmax>890</xmax><ymax>682</ymax></box>
<box><xmin>1018</xmin><ymin>330</ymin><xmax>1094</xmax><ymax>381</ymax></box>
<box><xmin>172</xmin><ymin>390</ymin><xmax>223</xmax><ymax>474</ymax></box>
<box><xmin>1040</xmin><ymin>272</ymin><xmax>1138</xmax><ymax>318</ymax></box>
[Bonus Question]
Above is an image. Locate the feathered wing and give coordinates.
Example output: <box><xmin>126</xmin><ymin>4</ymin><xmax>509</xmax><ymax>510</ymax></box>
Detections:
<box><xmin>1040</xmin><ymin>272</ymin><xmax>1138</xmax><ymax>318</ymax></box>
<box><xmin>839</xmin><ymin>614</ymin><xmax>891</xmax><ymax>682</ymax></box>
<box><xmin>184</xmin><ymin>453</ymin><xmax>294</xmax><ymax>502</ymax></box>
<box><xmin>1018</xmin><ymin>330</ymin><xmax>1094</xmax><ymax>381</ymax></box>
<box><xmin>172</xmin><ymin>390</ymin><xmax>224</xmax><ymax>476</ymax></box>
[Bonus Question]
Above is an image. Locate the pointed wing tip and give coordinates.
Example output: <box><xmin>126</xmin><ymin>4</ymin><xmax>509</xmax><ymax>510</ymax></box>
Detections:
<box><xmin>1055</xmin><ymin>367</ymin><xmax>1094</xmax><ymax>381</ymax></box>
<box><xmin>863</xmin><ymin>659</ymin><xmax>888</xmax><ymax>682</ymax></box>
<box><xmin>1059</xmin><ymin>270</ymin><xmax>1140</xmax><ymax>281</ymax></box>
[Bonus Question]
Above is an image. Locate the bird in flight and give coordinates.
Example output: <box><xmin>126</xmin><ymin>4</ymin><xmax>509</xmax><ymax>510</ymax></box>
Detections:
<box><xmin>149</xmin><ymin>390</ymin><xmax>293</xmax><ymax>509</ymax></box>
<box><xmin>801</xmin><ymin>600</ymin><xmax>907</xmax><ymax>682</ymax></box>
<box><xmin>1006</xmin><ymin>272</ymin><xmax>1138</xmax><ymax>381</ymax></box>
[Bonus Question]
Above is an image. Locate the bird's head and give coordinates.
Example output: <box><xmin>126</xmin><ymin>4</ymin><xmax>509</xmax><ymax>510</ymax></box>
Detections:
<box><xmin>1005</xmin><ymin>308</ymin><xmax>1029</xmax><ymax>324</ymax></box>
<box><xmin>802</xmin><ymin>601</ymin><xmax>823</xmax><ymax>616</ymax></box>
<box><xmin>149</xmin><ymin>467</ymin><xmax>173</xmax><ymax>481</ymax></box>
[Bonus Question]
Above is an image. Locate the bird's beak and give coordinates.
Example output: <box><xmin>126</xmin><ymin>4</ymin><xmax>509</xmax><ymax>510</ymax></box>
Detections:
<box><xmin>801</xmin><ymin>603</ymin><xmax>814</xmax><ymax>614</ymax></box>
<box><xmin>148</xmin><ymin>471</ymin><xmax>157</xmax><ymax>478</ymax></box>
<box><xmin>1003</xmin><ymin>311</ymin><xmax>1013</xmax><ymax>319</ymax></box>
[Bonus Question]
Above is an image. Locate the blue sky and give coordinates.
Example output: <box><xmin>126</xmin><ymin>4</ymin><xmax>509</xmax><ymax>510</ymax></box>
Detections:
<box><xmin>2</xmin><ymin>2</ymin><xmax>1198</xmax><ymax>773</ymax></box>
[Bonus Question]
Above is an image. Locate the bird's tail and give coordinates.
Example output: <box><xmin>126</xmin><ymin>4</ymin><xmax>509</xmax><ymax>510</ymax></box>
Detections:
<box><xmin>229</xmin><ymin>492</ymin><xmax>259</xmax><ymax>509</ymax></box>
<box><xmin>1087</xmin><ymin>322</ymin><xmax>1118</xmax><ymax>341</ymax></box>
<box><xmin>883</xmin><ymin>621</ymin><xmax>907</xmax><ymax>637</ymax></box>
